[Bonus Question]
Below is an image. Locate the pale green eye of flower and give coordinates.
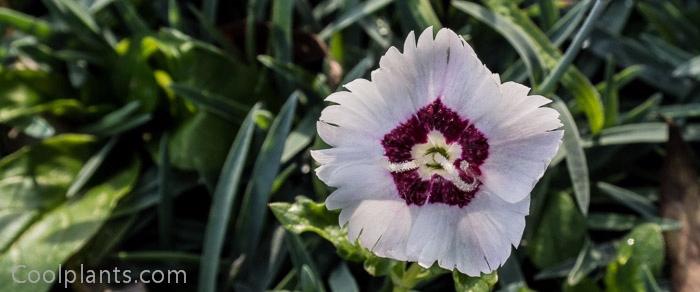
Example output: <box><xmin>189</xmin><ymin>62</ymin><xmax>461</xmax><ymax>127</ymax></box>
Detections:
<box><xmin>312</xmin><ymin>27</ymin><xmax>563</xmax><ymax>276</ymax></box>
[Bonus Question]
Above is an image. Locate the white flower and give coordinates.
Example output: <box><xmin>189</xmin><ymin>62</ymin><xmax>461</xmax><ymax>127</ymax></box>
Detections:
<box><xmin>311</xmin><ymin>27</ymin><xmax>563</xmax><ymax>276</ymax></box>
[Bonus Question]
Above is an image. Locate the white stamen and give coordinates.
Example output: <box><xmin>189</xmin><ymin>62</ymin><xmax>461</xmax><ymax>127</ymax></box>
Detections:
<box><xmin>433</xmin><ymin>154</ymin><xmax>478</xmax><ymax>192</ymax></box>
<box><xmin>387</xmin><ymin>160</ymin><xmax>419</xmax><ymax>172</ymax></box>
<box><xmin>460</xmin><ymin>160</ymin><xmax>470</xmax><ymax>172</ymax></box>
<box><xmin>387</xmin><ymin>152</ymin><xmax>478</xmax><ymax>192</ymax></box>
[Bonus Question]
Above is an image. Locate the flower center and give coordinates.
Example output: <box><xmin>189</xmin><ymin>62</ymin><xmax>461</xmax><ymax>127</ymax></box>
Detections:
<box><xmin>381</xmin><ymin>99</ymin><xmax>488</xmax><ymax>207</ymax></box>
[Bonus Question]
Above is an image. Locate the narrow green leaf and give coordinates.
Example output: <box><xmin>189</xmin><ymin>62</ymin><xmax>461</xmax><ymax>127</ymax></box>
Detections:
<box><xmin>498</xmin><ymin>257</ymin><xmax>530</xmax><ymax>291</ymax></box>
<box><xmin>170</xmin><ymin>83</ymin><xmax>249</xmax><ymax>122</ymax></box>
<box><xmin>549</xmin><ymin>0</ymin><xmax>591</xmax><ymax>46</ymax></box>
<box><xmin>198</xmin><ymin>103</ymin><xmax>261</xmax><ymax>292</ymax></box>
<box><xmin>673</xmin><ymin>55</ymin><xmax>700</xmax><ymax>79</ymax></box>
<box><xmin>301</xmin><ymin>265</ymin><xmax>324</xmax><ymax>292</ymax></box>
<box><xmin>271</xmin><ymin>0</ymin><xmax>295</xmax><ymax>93</ymax></box>
<box><xmin>587</xmin><ymin>213</ymin><xmax>680</xmax><ymax>232</ymax></box>
<box><xmin>341</xmin><ymin>54</ymin><xmax>375</xmax><ymax>85</ymax></box>
<box><xmin>589</xmin><ymin>29</ymin><xmax>692</xmax><ymax>98</ymax></box>
<box><xmin>269</xmin><ymin>166</ymin><xmax>295</xmax><ymax>201</ymax></box>
<box><xmin>597</xmin><ymin>0</ymin><xmax>633</xmax><ymax>35</ymax></box>
<box><xmin>66</xmin><ymin>136</ymin><xmax>118</xmax><ymax>198</ymax></box>
<box><xmin>585</xmin><ymin>123</ymin><xmax>667</xmax><ymax>146</ymax></box>
<box><xmin>535</xmin><ymin>242</ymin><xmax>616</xmax><ymax>280</ymax></box>
<box><xmin>287</xmin><ymin>235</ymin><xmax>326</xmax><ymax>292</ymax></box>
<box><xmin>538</xmin><ymin>0</ymin><xmax>609</xmax><ymax>95</ymax></box>
<box><xmin>88</xmin><ymin>0</ymin><xmax>117</xmax><ymax>14</ymax></box>
<box><xmin>0</xmin><ymin>99</ymin><xmax>83</xmax><ymax>124</ymax></box>
<box><xmin>595</xmin><ymin>65</ymin><xmax>644</xmax><ymax>96</ymax></box>
<box><xmin>113</xmin><ymin>169</ymin><xmax>197</xmax><ymax>217</ymax></box>
<box><xmin>168</xmin><ymin>112</ymin><xmax>238</xmax><ymax>176</ymax></box>
<box><xmin>640</xmin><ymin>34</ymin><xmax>691</xmax><ymax>67</ymax></box>
<box><xmin>329</xmin><ymin>263</ymin><xmax>359</xmax><ymax>292</ymax></box>
<box><xmin>637</xmin><ymin>2</ymin><xmax>700</xmax><ymax>49</ymax></box>
<box><xmin>602</xmin><ymin>56</ymin><xmax>618</xmax><ymax>127</ymax></box>
<box><xmin>318</xmin><ymin>0</ymin><xmax>394</xmax><ymax>40</ymax></box>
<box><xmin>258</xmin><ymin>55</ymin><xmax>330</xmax><ymax>96</ymax></box>
<box><xmin>234</xmin><ymin>93</ymin><xmax>298</xmax><ymax>260</ymax></box>
<box><xmin>0</xmin><ymin>8</ymin><xmax>53</xmax><ymax>39</ymax></box>
<box><xmin>296</xmin><ymin>0</ymin><xmax>322</xmax><ymax>31</ymax></box>
<box><xmin>80</xmin><ymin>101</ymin><xmax>145</xmax><ymax>135</ymax></box>
<box><xmin>538</xmin><ymin>0</ymin><xmax>559</xmax><ymax>30</ymax></box>
<box><xmin>114</xmin><ymin>0</ymin><xmax>150</xmax><ymax>35</ymax></box>
<box><xmin>167</xmin><ymin>0</ymin><xmax>181</xmax><ymax>29</ymax></box>
<box><xmin>396</xmin><ymin>0</ymin><xmax>442</xmax><ymax>31</ymax></box>
<box><xmin>597</xmin><ymin>182</ymin><xmax>656</xmax><ymax>218</ymax></box>
<box><xmin>567</xmin><ymin>239</ymin><xmax>618</xmax><ymax>285</ymax></box>
<box><xmin>157</xmin><ymin>133</ymin><xmax>173</xmax><ymax>247</ymax></box>
<box><xmin>621</xmin><ymin>93</ymin><xmax>662</xmax><ymax>124</ymax></box>
<box><xmin>552</xmin><ymin>101</ymin><xmax>589</xmax><ymax>215</ymax></box>
<box><xmin>245</xmin><ymin>0</ymin><xmax>270</xmax><ymax>62</ymax></box>
<box><xmin>271</xmin><ymin>0</ymin><xmax>294</xmax><ymax>63</ymax></box>
<box><xmin>657</xmin><ymin>103</ymin><xmax>700</xmax><ymax>118</ymax></box>
<box><xmin>78</xmin><ymin>215</ymin><xmax>137</xmax><ymax>266</ymax></box>
<box><xmin>282</xmin><ymin>107</ymin><xmax>319</xmax><ymax>163</ymax></box>
<box><xmin>641</xmin><ymin>265</ymin><xmax>663</xmax><ymax>292</ymax></box>
<box><xmin>559</xmin><ymin>65</ymin><xmax>605</xmax><ymax>134</ymax></box>
<box><xmin>313</xmin><ymin>0</ymin><xmax>343</xmax><ymax>19</ymax></box>
<box><xmin>587</xmin><ymin>213</ymin><xmax>637</xmax><ymax>231</ymax></box>
<box><xmin>501</xmin><ymin>0</ymin><xmax>591</xmax><ymax>82</ymax></box>
<box><xmin>360</xmin><ymin>17</ymin><xmax>393</xmax><ymax>49</ymax></box>
<box><xmin>46</xmin><ymin>0</ymin><xmax>100</xmax><ymax>33</ymax></box>
<box><xmin>202</xmin><ymin>0</ymin><xmax>218</xmax><ymax>25</ymax></box>
<box><xmin>188</xmin><ymin>6</ymin><xmax>239</xmax><ymax>55</ymax></box>
<box><xmin>242</xmin><ymin>225</ymin><xmax>289</xmax><ymax>290</ymax></box>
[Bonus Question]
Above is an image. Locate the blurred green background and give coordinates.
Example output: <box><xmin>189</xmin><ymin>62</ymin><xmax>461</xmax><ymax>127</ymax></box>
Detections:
<box><xmin>0</xmin><ymin>0</ymin><xmax>699</xmax><ymax>291</ymax></box>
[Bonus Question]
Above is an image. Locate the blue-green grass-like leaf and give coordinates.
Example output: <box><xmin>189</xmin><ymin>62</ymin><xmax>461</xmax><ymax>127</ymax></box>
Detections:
<box><xmin>198</xmin><ymin>103</ymin><xmax>261</xmax><ymax>292</ymax></box>
<box><xmin>553</xmin><ymin>100</ymin><xmax>590</xmax><ymax>215</ymax></box>
<box><xmin>233</xmin><ymin>92</ymin><xmax>298</xmax><ymax>261</ymax></box>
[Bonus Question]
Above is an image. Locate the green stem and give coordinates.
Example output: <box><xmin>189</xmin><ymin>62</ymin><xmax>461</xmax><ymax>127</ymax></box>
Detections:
<box><xmin>392</xmin><ymin>263</ymin><xmax>424</xmax><ymax>292</ymax></box>
<box><xmin>536</xmin><ymin>0</ymin><xmax>609</xmax><ymax>95</ymax></box>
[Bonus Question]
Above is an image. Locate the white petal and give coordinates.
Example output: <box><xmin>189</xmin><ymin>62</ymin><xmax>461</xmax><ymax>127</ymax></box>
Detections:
<box><xmin>451</xmin><ymin>193</ymin><xmax>529</xmax><ymax>275</ymax></box>
<box><xmin>435</xmin><ymin>31</ymin><xmax>504</xmax><ymax>132</ymax></box>
<box><xmin>454</xmin><ymin>215</ymin><xmax>491</xmax><ymax>275</ymax></box>
<box><xmin>315</xmin><ymin>159</ymin><xmax>387</xmax><ymax>188</ymax></box>
<box><xmin>413</xmin><ymin>27</ymin><xmax>449</xmax><ymax>106</ymax></box>
<box><xmin>500</xmin><ymin>81</ymin><xmax>531</xmax><ymax>97</ymax></box>
<box><xmin>480</xmin><ymin>82</ymin><xmax>561</xmax><ymax>142</ymax></box>
<box><xmin>335</xmin><ymin>80</ymin><xmax>399</xmax><ymax>134</ymax></box>
<box><xmin>316</xmin><ymin>121</ymin><xmax>377</xmax><ymax>148</ymax></box>
<box><xmin>467</xmin><ymin>210</ymin><xmax>513</xmax><ymax>270</ymax></box>
<box><xmin>320</xmin><ymin>105</ymin><xmax>384</xmax><ymax>137</ymax></box>
<box><xmin>310</xmin><ymin>147</ymin><xmax>382</xmax><ymax>165</ymax></box>
<box><xmin>372</xmin><ymin>210</ymin><xmax>414</xmax><ymax>261</ymax></box>
<box><xmin>369</xmin><ymin>203</ymin><xmax>416</xmax><ymax>261</ymax></box>
<box><xmin>324</xmin><ymin>175</ymin><xmax>397</xmax><ymax>210</ymax></box>
<box><xmin>345</xmin><ymin>200</ymin><xmax>409</xmax><ymax>248</ymax></box>
<box><xmin>405</xmin><ymin>204</ymin><xmax>461</xmax><ymax>268</ymax></box>
<box><xmin>481</xmin><ymin>130</ymin><xmax>563</xmax><ymax>203</ymax></box>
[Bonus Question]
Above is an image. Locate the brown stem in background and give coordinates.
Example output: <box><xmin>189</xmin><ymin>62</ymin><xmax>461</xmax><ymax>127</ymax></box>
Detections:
<box><xmin>661</xmin><ymin>121</ymin><xmax>700</xmax><ymax>292</ymax></box>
